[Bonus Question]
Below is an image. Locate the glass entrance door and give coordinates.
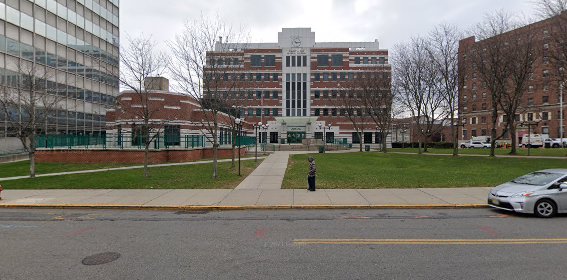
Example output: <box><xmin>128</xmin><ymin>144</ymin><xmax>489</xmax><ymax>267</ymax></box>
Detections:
<box><xmin>287</xmin><ymin>132</ymin><xmax>305</xmax><ymax>144</ymax></box>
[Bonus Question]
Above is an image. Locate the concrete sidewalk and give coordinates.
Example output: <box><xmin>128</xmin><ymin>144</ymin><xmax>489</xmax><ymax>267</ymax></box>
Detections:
<box><xmin>0</xmin><ymin>187</ymin><xmax>490</xmax><ymax>209</ymax></box>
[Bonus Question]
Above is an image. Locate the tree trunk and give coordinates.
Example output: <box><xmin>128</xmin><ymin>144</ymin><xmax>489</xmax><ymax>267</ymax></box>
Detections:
<box><xmin>213</xmin><ymin>143</ymin><xmax>219</xmax><ymax>179</ymax></box>
<box><xmin>381</xmin><ymin>132</ymin><xmax>388</xmax><ymax>153</ymax></box>
<box><xmin>144</xmin><ymin>144</ymin><xmax>149</xmax><ymax>177</ymax></box>
<box><xmin>418</xmin><ymin>139</ymin><xmax>423</xmax><ymax>154</ymax></box>
<box><xmin>358</xmin><ymin>131</ymin><xmax>363</xmax><ymax>152</ymax></box>
<box><xmin>509</xmin><ymin>124</ymin><xmax>517</xmax><ymax>155</ymax></box>
<box><xmin>29</xmin><ymin>151</ymin><xmax>36</xmax><ymax>178</ymax></box>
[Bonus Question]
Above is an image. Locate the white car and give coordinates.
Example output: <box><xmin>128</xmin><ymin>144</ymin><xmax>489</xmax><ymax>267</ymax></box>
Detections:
<box><xmin>488</xmin><ymin>169</ymin><xmax>567</xmax><ymax>217</ymax></box>
<box><xmin>544</xmin><ymin>138</ymin><xmax>567</xmax><ymax>148</ymax></box>
<box><xmin>460</xmin><ymin>140</ymin><xmax>491</xmax><ymax>149</ymax></box>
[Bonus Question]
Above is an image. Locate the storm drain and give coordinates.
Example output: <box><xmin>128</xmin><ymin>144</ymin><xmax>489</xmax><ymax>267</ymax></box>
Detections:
<box><xmin>82</xmin><ymin>252</ymin><xmax>121</xmax><ymax>265</ymax></box>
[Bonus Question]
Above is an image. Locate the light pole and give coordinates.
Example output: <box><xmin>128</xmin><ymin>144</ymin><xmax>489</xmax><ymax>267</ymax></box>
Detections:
<box><xmin>317</xmin><ymin>123</ymin><xmax>332</xmax><ymax>151</ymax></box>
<box><xmin>561</xmin><ymin>81</ymin><xmax>564</xmax><ymax>148</ymax></box>
<box><xmin>254</xmin><ymin>122</ymin><xmax>262</xmax><ymax>162</ymax></box>
<box><xmin>260</xmin><ymin>124</ymin><xmax>269</xmax><ymax>151</ymax></box>
<box><xmin>401</xmin><ymin>127</ymin><xmax>407</xmax><ymax>149</ymax></box>
<box><xmin>521</xmin><ymin>120</ymin><xmax>540</xmax><ymax>156</ymax></box>
<box><xmin>235</xmin><ymin>118</ymin><xmax>243</xmax><ymax>176</ymax></box>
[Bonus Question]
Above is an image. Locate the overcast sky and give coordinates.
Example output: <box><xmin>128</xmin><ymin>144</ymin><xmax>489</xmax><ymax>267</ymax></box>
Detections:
<box><xmin>120</xmin><ymin>0</ymin><xmax>538</xmax><ymax>50</ymax></box>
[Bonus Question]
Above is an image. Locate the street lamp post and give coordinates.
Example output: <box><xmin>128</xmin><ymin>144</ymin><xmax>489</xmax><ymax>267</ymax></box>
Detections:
<box><xmin>254</xmin><ymin>122</ymin><xmax>262</xmax><ymax>162</ymax></box>
<box><xmin>260</xmin><ymin>124</ymin><xmax>269</xmax><ymax>151</ymax></box>
<box><xmin>521</xmin><ymin>121</ymin><xmax>540</xmax><ymax>156</ymax></box>
<box><xmin>235</xmin><ymin>118</ymin><xmax>243</xmax><ymax>176</ymax></box>
<box><xmin>318</xmin><ymin>123</ymin><xmax>332</xmax><ymax>151</ymax></box>
<box><xmin>560</xmin><ymin>81</ymin><xmax>564</xmax><ymax>148</ymax></box>
<box><xmin>401</xmin><ymin>127</ymin><xmax>407</xmax><ymax>149</ymax></box>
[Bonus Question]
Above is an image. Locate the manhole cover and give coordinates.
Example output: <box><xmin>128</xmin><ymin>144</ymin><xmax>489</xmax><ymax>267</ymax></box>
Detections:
<box><xmin>82</xmin><ymin>252</ymin><xmax>121</xmax><ymax>265</ymax></box>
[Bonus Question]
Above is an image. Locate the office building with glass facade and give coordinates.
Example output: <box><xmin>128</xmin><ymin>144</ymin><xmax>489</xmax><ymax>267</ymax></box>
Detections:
<box><xmin>0</xmin><ymin>0</ymin><xmax>119</xmax><ymax>137</ymax></box>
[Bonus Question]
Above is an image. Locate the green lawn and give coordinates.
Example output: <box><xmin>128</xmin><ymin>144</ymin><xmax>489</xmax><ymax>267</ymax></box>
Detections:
<box><xmin>1</xmin><ymin>161</ymin><xmax>260</xmax><ymax>189</ymax></box>
<box><xmin>282</xmin><ymin>152</ymin><xmax>567</xmax><ymax>189</ymax></box>
<box><xmin>0</xmin><ymin>161</ymin><xmax>136</xmax><ymax>178</ymax></box>
<box><xmin>389</xmin><ymin>148</ymin><xmax>567</xmax><ymax>157</ymax></box>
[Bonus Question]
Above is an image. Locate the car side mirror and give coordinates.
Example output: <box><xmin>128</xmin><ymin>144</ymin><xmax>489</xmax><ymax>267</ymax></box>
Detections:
<box><xmin>560</xmin><ymin>183</ymin><xmax>567</xmax><ymax>191</ymax></box>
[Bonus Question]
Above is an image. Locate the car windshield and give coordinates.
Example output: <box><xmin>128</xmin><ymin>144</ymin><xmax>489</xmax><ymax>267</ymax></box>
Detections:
<box><xmin>511</xmin><ymin>172</ymin><xmax>563</xmax><ymax>186</ymax></box>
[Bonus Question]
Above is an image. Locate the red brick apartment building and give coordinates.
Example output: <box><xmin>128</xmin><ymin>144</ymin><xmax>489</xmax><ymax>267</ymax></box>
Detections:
<box><xmin>459</xmin><ymin>12</ymin><xmax>567</xmax><ymax>143</ymax></box>
<box><xmin>205</xmin><ymin>28</ymin><xmax>392</xmax><ymax>146</ymax></box>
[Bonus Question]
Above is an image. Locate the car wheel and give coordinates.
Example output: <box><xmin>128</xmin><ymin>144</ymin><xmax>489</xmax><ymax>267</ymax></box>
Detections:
<box><xmin>534</xmin><ymin>199</ymin><xmax>556</xmax><ymax>218</ymax></box>
<box><xmin>553</xmin><ymin>144</ymin><xmax>559</xmax><ymax>148</ymax></box>
<box><xmin>460</xmin><ymin>145</ymin><xmax>465</xmax><ymax>149</ymax></box>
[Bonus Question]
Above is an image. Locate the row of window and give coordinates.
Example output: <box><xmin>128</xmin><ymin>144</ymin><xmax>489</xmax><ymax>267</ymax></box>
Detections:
<box><xmin>316</xmin><ymin>54</ymin><xmax>343</xmax><ymax>67</ymax></box>
<box><xmin>313</xmin><ymin>108</ymin><xmax>384</xmax><ymax>117</ymax></box>
<box><xmin>353</xmin><ymin>56</ymin><xmax>387</xmax><ymax>65</ymax></box>
<box><xmin>219</xmin><ymin>72</ymin><xmax>280</xmax><ymax>82</ymax></box>
<box><xmin>285</xmin><ymin>55</ymin><xmax>307</xmax><ymax>68</ymax></box>
<box><xmin>237</xmin><ymin>108</ymin><xmax>280</xmax><ymax>117</ymax></box>
<box><xmin>0</xmin><ymin>68</ymin><xmax>116</xmax><ymax>106</ymax></box>
<box><xmin>221</xmin><ymin>90</ymin><xmax>280</xmax><ymax>100</ymax></box>
<box><xmin>1</xmin><ymin>36</ymin><xmax>118</xmax><ymax>87</ymax></box>
<box><xmin>251</xmin><ymin>55</ymin><xmax>276</xmax><ymax>67</ymax></box>
<box><xmin>313</xmin><ymin>72</ymin><xmax>389</xmax><ymax>82</ymax></box>
<box><xmin>2</xmin><ymin>2</ymin><xmax>119</xmax><ymax>65</ymax></box>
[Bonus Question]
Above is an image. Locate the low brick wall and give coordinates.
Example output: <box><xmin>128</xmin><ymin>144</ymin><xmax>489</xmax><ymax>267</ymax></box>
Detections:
<box><xmin>35</xmin><ymin>148</ymin><xmax>248</xmax><ymax>164</ymax></box>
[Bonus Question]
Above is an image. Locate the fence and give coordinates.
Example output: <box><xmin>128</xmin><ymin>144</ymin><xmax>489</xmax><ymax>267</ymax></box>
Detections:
<box><xmin>35</xmin><ymin>132</ymin><xmax>257</xmax><ymax>151</ymax></box>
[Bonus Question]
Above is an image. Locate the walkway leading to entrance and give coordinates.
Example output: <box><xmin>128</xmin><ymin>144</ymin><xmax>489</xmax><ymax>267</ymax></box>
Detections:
<box><xmin>235</xmin><ymin>152</ymin><xmax>292</xmax><ymax>190</ymax></box>
<box><xmin>235</xmin><ymin>149</ymin><xmax>358</xmax><ymax>190</ymax></box>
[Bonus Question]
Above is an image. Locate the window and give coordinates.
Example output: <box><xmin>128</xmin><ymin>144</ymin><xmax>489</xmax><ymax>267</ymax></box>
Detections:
<box><xmin>248</xmin><ymin>108</ymin><xmax>254</xmax><ymax>116</ymax></box>
<box><xmin>332</xmin><ymin>108</ymin><xmax>337</xmax><ymax>116</ymax></box>
<box><xmin>317</xmin><ymin>55</ymin><xmax>329</xmax><ymax>67</ymax></box>
<box><xmin>543</xmin><ymin>127</ymin><xmax>549</xmax><ymax>134</ymax></box>
<box><xmin>264</xmin><ymin>55</ymin><xmax>275</xmax><ymax>67</ymax></box>
<box><xmin>264</xmin><ymin>91</ymin><xmax>270</xmax><ymax>99</ymax></box>
<box><xmin>543</xmin><ymin>96</ymin><xmax>549</xmax><ymax>103</ymax></box>
<box><xmin>264</xmin><ymin>108</ymin><xmax>270</xmax><ymax>116</ymax></box>
<box><xmin>314</xmin><ymin>109</ymin><xmax>320</xmax><ymax>116</ymax></box>
<box><xmin>481</xmin><ymin>116</ymin><xmax>487</xmax><ymax>124</ymax></box>
<box><xmin>256</xmin><ymin>73</ymin><xmax>262</xmax><ymax>81</ymax></box>
<box><xmin>471</xmin><ymin>117</ymin><xmax>477</xmax><ymax>125</ymax></box>
<box><xmin>354</xmin><ymin>57</ymin><xmax>361</xmax><ymax>64</ymax></box>
<box><xmin>286</xmin><ymin>56</ymin><xmax>290</xmax><ymax>67</ymax></box>
<box><xmin>363</xmin><ymin>57</ymin><xmax>369</xmax><ymax>64</ymax></box>
<box><xmin>323</xmin><ymin>73</ymin><xmax>329</xmax><ymax>81</ymax></box>
<box><xmin>528</xmin><ymin>113</ymin><xmax>534</xmax><ymax>121</ymax></box>
<box><xmin>272</xmin><ymin>91</ymin><xmax>279</xmax><ymax>99</ymax></box>
<box><xmin>472</xmin><ymin>129</ymin><xmax>477</xmax><ymax>137</ymax></box>
<box><xmin>331</xmin><ymin>54</ymin><xmax>343</xmax><ymax>66</ymax></box>
<box><xmin>272</xmin><ymin>108</ymin><xmax>278</xmax><ymax>116</ymax></box>
<box><xmin>256</xmin><ymin>109</ymin><xmax>262</xmax><ymax>116</ymax></box>
<box><xmin>364</xmin><ymin>132</ymin><xmax>373</xmax><ymax>143</ymax></box>
<box><xmin>323</xmin><ymin>90</ymin><xmax>329</xmax><ymax>98</ymax></box>
<box><xmin>273</xmin><ymin>73</ymin><xmax>279</xmax><ymax>81</ymax></box>
<box><xmin>314</xmin><ymin>73</ymin><xmax>320</xmax><ymax>81</ymax></box>
<box><xmin>481</xmin><ymin>103</ymin><xmax>487</xmax><ymax>110</ymax></box>
<box><xmin>463</xmin><ymin>130</ymin><xmax>468</xmax><ymax>139</ymax></box>
<box><xmin>256</xmin><ymin>91</ymin><xmax>262</xmax><ymax>99</ymax></box>
<box><xmin>303</xmin><ymin>56</ymin><xmax>307</xmax><ymax>66</ymax></box>
<box><xmin>352</xmin><ymin>132</ymin><xmax>361</xmax><ymax>144</ymax></box>
<box><xmin>314</xmin><ymin>90</ymin><xmax>320</xmax><ymax>98</ymax></box>
<box><xmin>542</xmin><ymin>112</ymin><xmax>549</xmax><ymax>120</ymax></box>
<box><xmin>481</xmin><ymin>129</ymin><xmax>487</xmax><ymax>136</ymax></box>
<box><xmin>251</xmin><ymin>55</ymin><xmax>262</xmax><ymax>67</ymax></box>
<box><xmin>292</xmin><ymin>56</ymin><xmax>296</xmax><ymax>67</ymax></box>
<box><xmin>323</xmin><ymin>109</ymin><xmax>328</xmax><ymax>116</ymax></box>
<box><xmin>164</xmin><ymin>125</ymin><xmax>181</xmax><ymax>146</ymax></box>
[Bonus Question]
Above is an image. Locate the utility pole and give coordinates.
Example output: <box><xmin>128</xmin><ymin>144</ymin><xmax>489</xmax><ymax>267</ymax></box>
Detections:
<box><xmin>561</xmin><ymin>81</ymin><xmax>564</xmax><ymax>148</ymax></box>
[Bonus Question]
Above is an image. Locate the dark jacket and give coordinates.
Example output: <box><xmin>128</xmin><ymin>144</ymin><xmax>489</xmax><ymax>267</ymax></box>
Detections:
<box><xmin>309</xmin><ymin>160</ymin><xmax>316</xmax><ymax>177</ymax></box>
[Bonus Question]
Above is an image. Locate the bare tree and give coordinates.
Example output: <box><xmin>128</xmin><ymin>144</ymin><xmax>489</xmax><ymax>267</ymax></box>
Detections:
<box><xmin>119</xmin><ymin>35</ymin><xmax>168</xmax><ymax>177</ymax></box>
<box><xmin>393</xmin><ymin>37</ymin><xmax>446</xmax><ymax>154</ymax></box>
<box><xmin>0</xmin><ymin>61</ymin><xmax>61</xmax><ymax>178</ymax></box>
<box><xmin>333</xmin><ymin>80</ymin><xmax>369</xmax><ymax>152</ymax></box>
<box><xmin>359</xmin><ymin>67</ymin><xmax>393</xmax><ymax>152</ymax></box>
<box><xmin>169</xmin><ymin>16</ymin><xmax>247</xmax><ymax>179</ymax></box>
<box><xmin>534</xmin><ymin>0</ymin><xmax>567</xmax><ymax>18</ymax></box>
<box><xmin>468</xmin><ymin>12</ymin><xmax>536</xmax><ymax>156</ymax></box>
<box><xmin>426</xmin><ymin>24</ymin><xmax>462</xmax><ymax>156</ymax></box>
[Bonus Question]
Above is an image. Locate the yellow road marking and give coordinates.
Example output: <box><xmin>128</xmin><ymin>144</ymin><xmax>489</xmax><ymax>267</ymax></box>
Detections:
<box><xmin>293</xmin><ymin>238</ymin><xmax>567</xmax><ymax>245</ymax></box>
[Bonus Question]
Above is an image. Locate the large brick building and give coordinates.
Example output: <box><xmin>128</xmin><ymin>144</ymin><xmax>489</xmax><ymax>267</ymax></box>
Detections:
<box><xmin>459</xmin><ymin>12</ymin><xmax>567</xmax><ymax>143</ymax></box>
<box><xmin>206</xmin><ymin>28</ymin><xmax>392</xmax><ymax>146</ymax></box>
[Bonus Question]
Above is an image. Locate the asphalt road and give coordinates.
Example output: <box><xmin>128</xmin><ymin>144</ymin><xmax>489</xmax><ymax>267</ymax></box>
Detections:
<box><xmin>0</xmin><ymin>208</ymin><xmax>566</xmax><ymax>280</ymax></box>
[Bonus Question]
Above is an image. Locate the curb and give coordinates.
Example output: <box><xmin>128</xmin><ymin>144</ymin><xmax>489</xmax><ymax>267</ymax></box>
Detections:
<box><xmin>0</xmin><ymin>204</ymin><xmax>489</xmax><ymax>211</ymax></box>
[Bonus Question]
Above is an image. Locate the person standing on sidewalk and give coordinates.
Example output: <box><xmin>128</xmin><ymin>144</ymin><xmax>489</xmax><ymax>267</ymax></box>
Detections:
<box><xmin>308</xmin><ymin>157</ymin><xmax>316</xmax><ymax>191</ymax></box>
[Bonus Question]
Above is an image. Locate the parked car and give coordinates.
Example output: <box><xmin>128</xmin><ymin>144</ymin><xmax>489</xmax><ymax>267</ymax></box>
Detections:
<box><xmin>460</xmin><ymin>140</ymin><xmax>491</xmax><ymax>149</ymax></box>
<box><xmin>544</xmin><ymin>138</ymin><xmax>567</xmax><ymax>148</ymax></box>
<box><xmin>488</xmin><ymin>169</ymin><xmax>567</xmax><ymax>217</ymax></box>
